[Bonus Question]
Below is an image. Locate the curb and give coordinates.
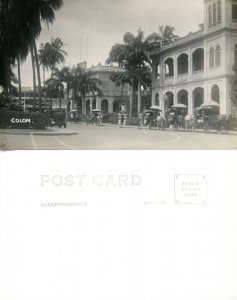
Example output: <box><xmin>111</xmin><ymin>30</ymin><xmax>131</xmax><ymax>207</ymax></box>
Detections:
<box><xmin>0</xmin><ymin>130</ymin><xmax>78</xmax><ymax>136</ymax></box>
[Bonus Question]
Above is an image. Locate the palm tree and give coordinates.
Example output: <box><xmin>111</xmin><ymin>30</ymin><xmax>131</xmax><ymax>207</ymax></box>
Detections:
<box><xmin>38</xmin><ymin>38</ymin><xmax>67</xmax><ymax>108</ymax></box>
<box><xmin>0</xmin><ymin>0</ymin><xmax>64</xmax><ymax>110</ymax></box>
<box><xmin>71</xmin><ymin>65</ymin><xmax>102</xmax><ymax>115</ymax></box>
<box><xmin>48</xmin><ymin>37</ymin><xmax>67</xmax><ymax>75</ymax></box>
<box><xmin>110</xmin><ymin>64</ymin><xmax>152</xmax><ymax>115</ymax></box>
<box><xmin>147</xmin><ymin>25</ymin><xmax>180</xmax><ymax>46</ymax></box>
<box><xmin>38</xmin><ymin>43</ymin><xmax>51</xmax><ymax>89</ymax></box>
<box><xmin>107</xmin><ymin>28</ymin><xmax>159</xmax><ymax>115</ymax></box>
<box><xmin>46</xmin><ymin>69</ymin><xmax>64</xmax><ymax>109</ymax></box>
<box><xmin>58</xmin><ymin>66</ymin><xmax>73</xmax><ymax>117</ymax></box>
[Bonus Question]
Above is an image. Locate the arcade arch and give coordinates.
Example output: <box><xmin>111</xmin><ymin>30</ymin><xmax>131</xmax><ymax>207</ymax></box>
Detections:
<box><xmin>177</xmin><ymin>53</ymin><xmax>188</xmax><ymax>74</ymax></box>
<box><xmin>177</xmin><ymin>89</ymin><xmax>188</xmax><ymax>107</ymax></box>
<box><xmin>86</xmin><ymin>99</ymin><xmax>90</xmax><ymax>114</ymax></box>
<box><xmin>155</xmin><ymin>93</ymin><xmax>160</xmax><ymax>106</ymax></box>
<box><xmin>192</xmin><ymin>48</ymin><xmax>204</xmax><ymax>71</ymax></box>
<box><xmin>192</xmin><ymin>87</ymin><xmax>204</xmax><ymax>108</ymax></box>
<box><xmin>164</xmin><ymin>91</ymin><xmax>174</xmax><ymax>109</ymax></box>
<box><xmin>101</xmin><ymin>99</ymin><xmax>109</xmax><ymax>114</ymax></box>
<box><xmin>164</xmin><ymin>58</ymin><xmax>174</xmax><ymax>77</ymax></box>
<box><xmin>211</xmin><ymin>84</ymin><xmax>220</xmax><ymax>103</ymax></box>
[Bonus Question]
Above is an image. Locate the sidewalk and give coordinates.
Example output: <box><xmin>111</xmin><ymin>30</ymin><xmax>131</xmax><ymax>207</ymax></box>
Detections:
<box><xmin>0</xmin><ymin>127</ymin><xmax>78</xmax><ymax>136</ymax></box>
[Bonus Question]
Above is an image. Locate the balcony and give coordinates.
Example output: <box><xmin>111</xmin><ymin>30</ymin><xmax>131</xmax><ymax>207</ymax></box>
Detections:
<box><xmin>192</xmin><ymin>70</ymin><xmax>204</xmax><ymax>82</ymax></box>
<box><xmin>177</xmin><ymin>73</ymin><xmax>188</xmax><ymax>84</ymax></box>
<box><xmin>164</xmin><ymin>76</ymin><xmax>174</xmax><ymax>86</ymax></box>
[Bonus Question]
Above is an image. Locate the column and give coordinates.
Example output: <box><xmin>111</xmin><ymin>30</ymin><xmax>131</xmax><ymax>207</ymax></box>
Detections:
<box><xmin>174</xmin><ymin>54</ymin><xmax>178</xmax><ymax>83</ymax></box>
<box><xmin>188</xmin><ymin>87</ymin><xmax>193</xmax><ymax>115</ymax></box>
<box><xmin>174</xmin><ymin>88</ymin><xmax>178</xmax><ymax>105</ymax></box>
<box><xmin>189</xmin><ymin>47</ymin><xmax>192</xmax><ymax>81</ymax></box>
<box><xmin>108</xmin><ymin>98</ymin><xmax>113</xmax><ymax>113</ymax></box>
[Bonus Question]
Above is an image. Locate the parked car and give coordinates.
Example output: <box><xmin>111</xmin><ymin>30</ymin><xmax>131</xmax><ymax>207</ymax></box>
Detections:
<box><xmin>50</xmin><ymin>109</ymin><xmax>67</xmax><ymax>128</ymax></box>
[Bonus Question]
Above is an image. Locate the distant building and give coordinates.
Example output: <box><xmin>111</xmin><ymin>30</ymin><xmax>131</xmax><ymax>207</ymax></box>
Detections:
<box><xmin>151</xmin><ymin>0</ymin><xmax>237</xmax><ymax>116</ymax></box>
<box><xmin>72</xmin><ymin>64</ymin><xmax>130</xmax><ymax>114</ymax></box>
<box><xmin>16</xmin><ymin>87</ymin><xmax>66</xmax><ymax>110</ymax></box>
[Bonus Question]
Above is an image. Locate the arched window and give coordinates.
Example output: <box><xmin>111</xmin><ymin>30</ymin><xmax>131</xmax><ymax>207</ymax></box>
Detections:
<box><xmin>101</xmin><ymin>99</ymin><xmax>109</xmax><ymax>114</ymax></box>
<box><xmin>213</xmin><ymin>2</ymin><xmax>217</xmax><ymax>24</ymax></box>
<box><xmin>208</xmin><ymin>5</ymin><xmax>212</xmax><ymax>27</ymax></box>
<box><xmin>164</xmin><ymin>58</ymin><xmax>174</xmax><ymax>77</ymax></box>
<box><xmin>217</xmin><ymin>0</ymin><xmax>222</xmax><ymax>23</ymax></box>
<box><xmin>156</xmin><ymin>63</ymin><xmax>160</xmax><ymax>79</ymax></box>
<box><xmin>92</xmin><ymin>98</ymin><xmax>96</xmax><ymax>109</ymax></box>
<box><xmin>86</xmin><ymin>99</ymin><xmax>90</xmax><ymax>114</ymax></box>
<box><xmin>234</xmin><ymin>44</ymin><xmax>237</xmax><ymax>65</ymax></box>
<box><xmin>233</xmin><ymin>0</ymin><xmax>237</xmax><ymax>22</ymax></box>
<box><xmin>192</xmin><ymin>48</ymin><xmax>204</xmax><ymax>71</ymax></box>
<box><xmin>177</xmin><ymin>89</ymin><xmax>188</xmax><ymax>107</ymax></box>
<box><xmin>211</xmin><ymin>84</ymin><xmax>220</xmax><ymax>104</ymax></box>
<box><xmin>215</xmin><ymin>45</ymin><xmax>221</xmax><ymax>66</ymax></box>
<box><xmin>209</xmin><ymin>47</ymin><xmax>215</xmax><ymax>67</ymax></box>
<box><xmin>155</xmin><ymin>93</ymin><xmax>160</xmax><ymax>106</ymax></box>
<box><xmin>177</xmin><ymin>53</ymin><xmax>188</xmax><ymax>74</ymax></box>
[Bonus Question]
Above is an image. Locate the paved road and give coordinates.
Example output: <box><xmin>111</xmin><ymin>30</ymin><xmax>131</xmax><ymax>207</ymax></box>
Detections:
<box><xmin>1</xmin><ymin>123</ymin><xmax>237</xmax><ymax>150</ymax></box>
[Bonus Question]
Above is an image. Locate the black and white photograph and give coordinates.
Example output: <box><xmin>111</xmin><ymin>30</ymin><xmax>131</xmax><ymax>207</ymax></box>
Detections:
<box><xmin>1</xmin><ymin>2</ymin><xmax>237</xmax><ymax>300</ymax></box>
<box><xmin>1</xmin><ymin>0</ymin><xmax>237</xmax><ymax>149</ymax></box>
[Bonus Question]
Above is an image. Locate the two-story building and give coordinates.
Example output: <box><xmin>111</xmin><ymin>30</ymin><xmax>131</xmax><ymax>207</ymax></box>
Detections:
<box><xmin>151</xmin><ymin>0</ymin><xmax>237</xmax><ymax>116</ymax></box>
<box><xmin>72</xmin><ymin>64</ymin><xmax>130</xmax><ymax>115</ymax></box>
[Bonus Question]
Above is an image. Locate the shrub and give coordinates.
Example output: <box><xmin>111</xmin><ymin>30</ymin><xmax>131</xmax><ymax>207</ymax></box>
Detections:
<box><xmin>0</xmin><ymin>110</ymin><xmax>51</xmax><ymax>129</ymax></box>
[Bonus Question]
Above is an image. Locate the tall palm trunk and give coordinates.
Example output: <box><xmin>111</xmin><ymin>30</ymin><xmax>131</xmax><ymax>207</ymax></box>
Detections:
<box><xmin>4</xmin><ymin>54</ymin><xmax>11</xmax><ymax>95</ymax></box>
<box><xmin>17</xmin><ymin>55</ymin><xmax>22</xmax><ymax>102</ymax></box>
<box><xmin>137</xmin><ymin>75</ymin><xmax>141</xmax><ymax>115</ymax></box>
<box><xmin>129</xmin><ymin>77</ymin><xmax>134</xmax><ymax>117</ymax></box>
<box><xmin>82</xmin><ymin>96</ymin><xmax>85</xmax><ymax>115</ymax></box>
<box><xmin>65</xmin><ymin>84</ymin><xmax>69</xmax><ymax>122</ymax></box>
<box><xmin>59</xmin><ymin>86</ymin><xmax>62</xmax><ymax>109</ymax></box>
<box><xmin>42</xmin><ymin>65</ymin><xmax>46</xmax><ymax>101</ymax></box>
<box><xmin>30</xmin><ymin>44</ymin><xmax>36</xmax><ymax>110</ymax></box>
<box><xmin>33</xmin><ymin>40</ymin><xmax>42</xmax><ymax>111</ymax></box>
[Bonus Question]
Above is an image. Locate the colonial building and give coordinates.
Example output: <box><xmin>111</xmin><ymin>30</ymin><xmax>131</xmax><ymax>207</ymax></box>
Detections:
<box><xmin>73</xmin><ymin>64</ymin><xmax>130</xmax><ymax>115</ymax></box>
<box><xmin>151</xmin><ymin>0</ymin><xmax>237</xmax><ymax>115</ymax></box>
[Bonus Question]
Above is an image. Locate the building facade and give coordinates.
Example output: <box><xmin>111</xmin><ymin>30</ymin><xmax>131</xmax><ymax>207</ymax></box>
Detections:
<box><xmin>151</xmin><ymin>0</ymin><xmax>237</xmax><ymax>116</ymax></box>
<box><xmin>72</xmin><ymin>64</ymin><xmax>130</xmax><ymax>115</ymax></box>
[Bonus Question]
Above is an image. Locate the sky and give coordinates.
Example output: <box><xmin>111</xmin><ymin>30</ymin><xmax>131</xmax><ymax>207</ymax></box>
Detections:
<box><xmin>17</xmin><ymin>0</ymin><xmax>204</xmax><ymax>88</ymax></box>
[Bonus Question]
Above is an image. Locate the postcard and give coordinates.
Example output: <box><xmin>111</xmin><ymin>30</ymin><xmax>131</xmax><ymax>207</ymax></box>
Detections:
<box><xmin>0</xmin><ymin>150</ymin><xmax>237</xmax><ymax>300</ymax></box>
<box><xmin>1</xmin><ymin>0</ymin><xmax>237</xmax><ymax>300</ymax></box>
<box><xmin>1</xmin><ymin>0</ymin><xmax>237</xmax><ymax>150</ymax></box>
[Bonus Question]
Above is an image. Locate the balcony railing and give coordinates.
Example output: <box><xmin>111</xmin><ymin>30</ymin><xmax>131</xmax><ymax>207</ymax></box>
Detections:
<box><xmin>177</xmin><ymin>73</ymin><xmax>188</xmax><ymax>83</ymax></box>
<box><xmin>192</xmin><ymin>70</ymin><xmax>204</xmax><ymax>81</ymax></box>
<box><xmin>164</xmin><ymin>76</ymin><xmax>174</xmax><ymax>86</ymax></box>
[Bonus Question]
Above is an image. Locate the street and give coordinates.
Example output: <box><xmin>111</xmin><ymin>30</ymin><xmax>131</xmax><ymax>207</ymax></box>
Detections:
<box><xmin>1</xmin><ymin>123</ymin><xmax>237</xmax><ymax>150</ymax></box>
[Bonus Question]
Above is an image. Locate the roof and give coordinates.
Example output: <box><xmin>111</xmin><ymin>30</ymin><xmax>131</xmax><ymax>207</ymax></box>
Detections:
<box><xmin>151</xmin><ymin>29</ymin><xmax>204</xmax><ymax>57</ymax></box>
<box><xmin>87</xmin><ymin>65</ymin><xmax>125</xmax><ymax>73</ymax></box>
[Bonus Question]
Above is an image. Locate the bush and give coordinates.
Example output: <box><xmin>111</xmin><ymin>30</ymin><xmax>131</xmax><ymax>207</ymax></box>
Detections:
<box><xmin>0</xmin><ymin>110</ymin><xmax>51</xmax><ymax>129</ymax></box>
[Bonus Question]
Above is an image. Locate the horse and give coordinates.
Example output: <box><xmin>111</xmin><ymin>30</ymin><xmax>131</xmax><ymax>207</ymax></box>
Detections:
<box><xmin>156</xmin><ymin>115</ymin><xmax>166</xmax><ymax>130</ymax></box>
<box><xmin>184</xmin><ymin>114</ymin><xmax>196</xmax><ymax>132</ymax></box>
<box><xmin>216</xmin><ymin>114</ymin><xmax>230</xmax><ymax>134</ymax></box>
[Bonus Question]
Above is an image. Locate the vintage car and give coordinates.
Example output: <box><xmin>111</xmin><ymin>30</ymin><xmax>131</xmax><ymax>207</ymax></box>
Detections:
<box><xmin>50</xmin><ymin>109</ymin><xmax>67</xmax><ymax>128</ymax></box>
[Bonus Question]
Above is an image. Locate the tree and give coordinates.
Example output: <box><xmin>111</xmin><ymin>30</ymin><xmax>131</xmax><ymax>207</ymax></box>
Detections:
<box><xmin>230</xmin><ymin>63</ymin><xmax>237</xmax><ymax>109</ymax></box>
<box><xmin>58</xmin><ymin>66</ymin><xmax>73</xmax><ymax>117</ymax></box>
<box><xmin>147</xmin><ymin>25</ymin><xmax>180</xmax><ymax>46</ymax></box>
<box><xmin>46</xmin><ymin>68</ymin><xmax>64</xmax><ymax>109</ymax></box>
<box><xmin>0</xmin><ymin>0</ymin><xmax>64</xmax><ymax>110</ymax></box>
<box><xmin>107</xmin><ymin>28</ymin><xmax>160</xmax><ymax>115</ymax></box>
<box><xmin>109</xmin><ymin>64</ymin><xmax>152</xmax><ymax>115</ymax></box>
<box><xmin>38</xmin><ymin>43</ymin><xmax>51</xmax><ymax>89</ymax></box>
<box><xmin>38</xmin><ymin>37</ymin><xmax>67</xmax><ymax>109</ymax></box>
<box><xmin>71</xmin><ymin>65</ymin><xmax>102</xmax><ymax>115</ymax></box>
